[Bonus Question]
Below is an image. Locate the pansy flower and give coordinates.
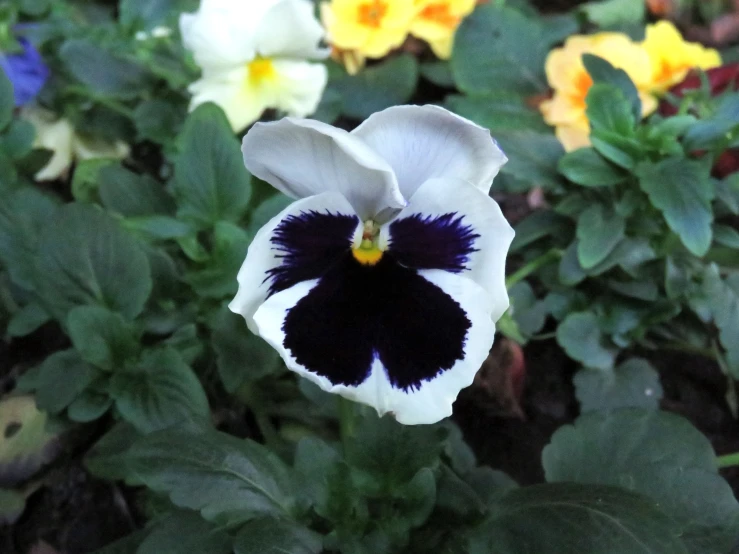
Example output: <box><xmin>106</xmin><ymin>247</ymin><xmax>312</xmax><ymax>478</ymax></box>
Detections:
<box><xmin>409</xmin><ymin>0</ymin><xmax>476</xmax><ymax>60</ymax></box>
<box><xmin>0</xmin><ymin>37</ymin><xmax>49</xmax><ymax>107</ymax></box>
<box><xmin>180</xmin><ymin>0</ymin><xmax>328</xmax><ymax>132</ymax></box>
<box><xmin>230</xmin><ymin>105</ymin><xmax>513</xmax><ymax>425</ymax></box>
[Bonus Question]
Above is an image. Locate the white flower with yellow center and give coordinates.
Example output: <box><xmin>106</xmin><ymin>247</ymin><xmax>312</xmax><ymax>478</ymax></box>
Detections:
<box><xmin>230</xmin><ymin>105</ymin><xmax>514</xmax><ymax>425</ymax></box>
<box><xmin>180</xmin><ymin>0</ymin><xmax>329</xmax><ymax>132</ymax></box>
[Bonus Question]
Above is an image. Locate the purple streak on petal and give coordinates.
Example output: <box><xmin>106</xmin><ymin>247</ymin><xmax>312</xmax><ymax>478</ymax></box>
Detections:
<box><xmin>388</xmin><ymin>212</ymin><xmax>479</xmax><ymax>273</ymax></box>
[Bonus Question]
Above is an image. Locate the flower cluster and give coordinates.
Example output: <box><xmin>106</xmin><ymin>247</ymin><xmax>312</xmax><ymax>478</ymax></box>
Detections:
<box><xmin>230</xmin><ymin>105</ymin><xmax>513</xmax><ymax>425</ymax></box>
<box><xmin>321</xmin><ymin>0</ymin><xmax>476</xmax><ymax>63</ymax></box>
<box><xmin>541</xmin><ymin>21</ymin><xmax>721</xmax><ymax>151</ymax></box>
<box><xmin>180</xmin><ymin>0</ymin><xmax>329</xmax><ymax>132</ymax></box>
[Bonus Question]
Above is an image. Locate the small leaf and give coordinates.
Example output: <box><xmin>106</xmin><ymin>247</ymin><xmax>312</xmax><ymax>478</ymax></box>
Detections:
<box><xmin>233</xmin><ymin>518</ymin><xmax>322</xmax><ymax>554</ymax></box>
<box><xmin>582</xmin><ymin>54</ymin><xmax>641</xmax><ymax>121</ymax></box>
<box><xmin>34</xmin><ymin>203</ymin><xmax>152</xmax><ymax>320</ymax></box>
<box><xmin>173</xmin><ymin>103</ymin><xmax>252</xmax><ymax>227</ymax></box>
<box><xmin>85</xmin><ymin>423</ymin><xmax>140</xmax><ymax>482</ymax></box>
<box><xmin>586</xmin><ymin>84</ymin><xmax>635</xmax><ymax>136</ymax></box>
<box><xmin>109</xmin><ymin>348</ymin><xmax>209</xmax><ymax>433</ymax></box>
<box><xmin>714</xmin><ymin>224</ymin><xmax>739</xmax><ymax>249</ymax></box>
<box><xmin>7</xmin><ymin>302</ymin><xmax>50</xmax><ymax>338</ymax></box>
<box><xmin>580</xmin><ymin>0</ymin><xmax>646</xmax><ymax>28</ymax></box>
<box><xmin>0</xmin><ymin>67</ymin><xmax>13</xmax><ymax>130</ymax></box>
<box><xmin>556</xmin><ymin>311</ymin><xmax>616</xmax><ymax>370</ymax></box>
<box><xmin>576</xmin><ymin>204</ymin><xmax>625</xmax><ymax>269</ymax></box>
<box><xmin>98</xmin><ymin>165</ymin><xmax>175</xmax><ymax>217</ymax></box>
<box><xmin>496</xmin><ymin>131</ymin><xmax>565</xmax><ymax>189</ymax></box>
<box><xmin>127</xmin><ymin>425</ymin><xmax>294</xmax><ymax>525</ymax></box>
<box><xmin>66</xmin><ymin>306</ymin><xmax>139</xmax><ymax>370</ymax></box>
<box><xmin>509</xmin><ymin>210</ymin><xmax>571</xmax><ymax>253</ymax></box>
<box><xmin>637</xmin><ymin>159</ymin><xmax>714</xmax><ymax>257</ymax></box>
<box><xmin>18</xmin><ymin>350</ymin><xmax>97</xmax><ymax>414</ymax></box>
<box><xmin>558</xmin><ymin>147</ymin><xmax>628</xmax><ymax>187</ymax></box>
<box><xmin>703</xmin><ymin>265</ymin><xmax>739</xmax><ymax>377</ymax></box>
<box><xmin>444</xmin><ymin>93</ymin><xmax>548</xmax><ymax>133</ymax></box>
<box><xmin>574</xmin><ymin>358</ymin><xmax>663</xmax><ymax>413</ymax></box>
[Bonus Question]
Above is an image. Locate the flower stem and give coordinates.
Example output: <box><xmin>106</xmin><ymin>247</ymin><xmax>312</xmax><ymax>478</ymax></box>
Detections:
<box><xmin>337</xmin><ymin>396</ymin><xmax>355</xmax><ymax>454</ymax></box>
<box><xmin>506</xmin><ymin>249</ymin><xmax>562</xmax><ymax>289</ymax></box>
<box><xmin>660</xmin><ymin>342</ymin><xmax>717</xmax><ymax>360</ymax></box>
<box><xmin>717</xmin><ymin>452</ymin><xmax>739</xmax><ymax>468</ymax></box>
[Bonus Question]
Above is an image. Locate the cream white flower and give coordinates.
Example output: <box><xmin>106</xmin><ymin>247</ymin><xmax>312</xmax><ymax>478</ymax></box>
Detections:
<box><xmin>22</xmin><ymin>106</ymin><xmax>129</xmax><ymax>182</ymax></box>
<box><xmin>230</xmin><ymin>105</ymin><xmax>513</xmax><ymax>425</ymax></box>
<box><xmin>180</xmin><ymin>0</ymin><xmax>329</xmax><ymax>132</ymax></box>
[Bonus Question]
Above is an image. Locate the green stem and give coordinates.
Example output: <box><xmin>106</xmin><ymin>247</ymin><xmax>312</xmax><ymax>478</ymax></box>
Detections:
<box><xmin>717</xmin><ymin>452</ymin><xmax>739</xmax><ymax>469</ymax></box>
<box><xmin>661</xmin><ymin>342</ymin><xmax>717</xmax><ymax>360</ymax></box>
<box><xmin>337</xmin><ymin>396</ymin><xmax>355</xmax><ymax>454</ymax></box>
<box><xmin>506</xmin><ymin>249</ymin><xmax>562</xmax><ymax>289</ymax></box>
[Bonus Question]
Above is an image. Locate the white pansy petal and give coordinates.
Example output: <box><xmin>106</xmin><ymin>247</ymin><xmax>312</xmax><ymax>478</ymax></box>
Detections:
<box><xmin>271</xmin><ymin>60</ymin><xmax>328</xmax><ymax>117</ymax></box>
<box><xmin>253</xmin><ymin>270</ymin><xmax>495</xmax><ymax>425</ymax></box>
<box><xmin>21</xmin><ymin>106</ymin><xmax>75</xmax><ymax>181</ymax></box>
<box><xmin>352</xmin><ymin>104</ymin><xmax>508</xmax><ymax>197</ymax></box>
<box><xmin>180</xmin><ymin>9</ymin><xmax>256</xmax><ymax>69</ymax></box>
<box><xmin>242</xmin><ymin>118</ymin><xmax>405</xmax><ymax>220</ymax></box>
<box><xmin>256</xmin><ymin>0</ymin><xmax>328</xmax><ymax>59</ymax></box>
<box><xmin>381</xmin><ymin>177</ymin><xmax>514</xmax><ymax>321</ymax></box>
<box><xmin>229</xmin><ymin>191</ymin><xmax>360</xmax><ymax>333</ymax></box>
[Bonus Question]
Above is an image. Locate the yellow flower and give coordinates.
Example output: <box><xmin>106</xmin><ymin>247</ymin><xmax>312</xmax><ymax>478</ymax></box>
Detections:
<box><xmin>321</xmin><ymin>0</ymin><xmax>416</xmax><ymax>58</ymax></box>
<box><xmin>540</xmin><ymin>33</ymin><xmax>658</xmax><ymax>152</ymax></box>
<box><xmin>642</xmin><ymin>20</ymin><xmax>721</xmax><ymax>93</ymax></box>
<box><xmin>409</xmin><ymin>0</ymin><xmax>476</xmax><ymax>59</ymax></box>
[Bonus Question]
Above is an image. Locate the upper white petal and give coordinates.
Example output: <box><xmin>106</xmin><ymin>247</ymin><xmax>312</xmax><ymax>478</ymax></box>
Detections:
<box><xmin>255</xmin><ymin>0</ymin><xmax>328</xmax><ymax>59</ymax></box>
<box><xmin>229</xmin><ymin>191</ymin><xmax>359</xmax><ymax>333</ymax></box>
<box><xmin>270</xmin><ymin>60</ymin><xmax>328</xmax><ymax>117</ymax></box>
<box><xmin>352</xmin><ymin>104</ymin><xmax>508</xmax><ymax>198</ymax></box>
<box><xmin>381</xmin><ymin>176</ymin><xmax>514</xmax><ymax>322</ymax></box>
<box><xmin>242</xmin><ymin>118</ymin><xmax>406</xmax><ymax>221</ymax></box>
<box><xmin>252</xmin><ymin>270</ymin><xmax>496</xmax><ymax>425</ymax></box>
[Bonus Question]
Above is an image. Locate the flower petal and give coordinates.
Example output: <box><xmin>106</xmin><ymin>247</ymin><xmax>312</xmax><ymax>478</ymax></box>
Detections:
<box><xmin>253</xmin><ymin>265</ymin><xmax>495</xmax><ymax>425</ymax></box>
<box><xmin>352</xmin><ymin>104</ymin><xmax>507</xmax><ymax>197</ymax></box>
<box><xmin>255</xmin><ymin>0</ymin><xmax>328</xmax><ymax>59</ymax></box>
<box><xmin>382</xmin><ymin>177</ymin><xmax>514</xmax><ymax>321</ymax></box>
<box><xmin>229</xmin><ymin>191</ymin><xmax>360</xmax><ymax>332</ymax></box>
<box><xmin>270</xmin><ymin>60</ymin><xmax>328</xmax><ymax>117</ymax></box>
<box><xmin>242</xmin><ymin>118</ymin><xmax>406</xmax><ymax>220</ymax></box>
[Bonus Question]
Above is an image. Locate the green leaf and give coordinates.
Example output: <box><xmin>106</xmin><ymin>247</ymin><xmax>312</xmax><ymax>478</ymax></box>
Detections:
<box><xmin>34</xmin><ymin>203</ymin><xmax>152</xmax><ymax>320</ymax></box>
<box><xmin>68</xmin><ymin>390</ymin><xmax>113</xmax><ymax>423</ymax></box>
<box><xmin>185</xmin><ymin>221</ymin><xmax>250</xmax><ymax>298</ymax></box>
<box><xmin>133</xmin><ymin>99</ymin><xmax>185</xmax><ymax>144</ymax></box>
<box><xmin>119</xmin><ymin>0</ymin><xmax>188</xmax><ymax>29</ymax></box>
<box><xmin>1</xmin><ymin>119</ymin><xmax>36</xmax><ymax>159</ymax></box>
<box><xmin>558</xmin><ymin>241</ymin><xmax>587</xmax><ymax>285</ymax></box>
<box><xmin>444</xmin><ymin>93</ymin><xmax>548</xmax><ymax>133</ymax></box>
<box><xmin>556</xmin><ymin>311</ymin><xmax>616</xmax><ymax>370</ymax></box>
<box><xmin>574</xmin><ymin>358</ymin><xmax>662</xmax><ymax>413</ymax></box>
<box><xmin>576</xmin><ymin>204</ymin><xmax>625</xmax><ymax>269</ymax></box>
<box><xmin>420</xmin><ymin>61</ymin><xmax>454</xmax><ymax>88</ymax></box>
<box><xmin>580</xmin><ymin>0</ymin><xmax>646</xmax><ymax>28</ymax></box>
<box><xmin>703</xmin><ymin>265</ymin><xmax>739</xmax><ymax>377</ymax></box>
<box><xmin>127</xmin><ymin>425</ymin><xmax>294</xmax><ymax>525</ymax></box>
<box><xmin>543</xmin><ymin>409</ymin><xmax>739</xmax><ymax>554</ymax></box>
<box><xmin>293</xmin><ymin>437</ymin><xmax>341</xmax><ymax>514</ymax></box>
<box><xmin>582</xmin><ymin>54</ymin><xmax>641</xmax><ymax>121</ymax></box>
<box><xmin>332</xmin><ymin>55</ymin><xmax>418</xmax><ymax>120</ymax></box>
<box><xmin>558</xmin><ymin>147</ymin><xmax>628</xmax><ymax>187</ymax></box>
<box><xmin>66</xmin><ymin>305</ymin><xmax>139</xmax><ymax>370</ymax></box>
<box><xmin>636</xmin><ymin>159</ymin><xmax>714</xmax><ymax>256</ymax></box>
<box><xmin>98</xmin><ymin>165</ymin><xmax>175</xmax><ymax>217</ymax></box>
<box><xmin>85</xmin><ymin>423</ymin><xmax>140</xmax><ymax>482</ymax></box>
<box><xmin>496</xmin><ymin>131</ymin><xmax>565</xmax><ymax>189</ymax></box>
<box><xmin>173</xmin><ymin>103</ymin><xmax>252</xmax><ymax>227</ymax></box>
<box><xmin>471</xmin><ymin>483</ymin><xmax>687</xmax><ymax>554</ymax></box>
<box><xmin>233</xmin><ymin>518</ymin><xmax>322</xmax><ymax>554</ymax></box>
<box><xmin>59</xmin><ymin>39</ymin><xmax>152</xmax><ymax>98</ymax></box>
<box><xmin>509</xmin><ymin>210</ymin><xmax>571</xmax><ymax>253</ymax></box>
<box><xmin>17</xmin><ymin>350</ymin><xmax>97</xmax><ymax>414</ymax></box>
<box><xmin>346</xmin><ymin>414</ymin><xmax>446</xmax><ymax>490</ymax></box>
<box><xmin>212</xmin><ymin>307</ymin><xmax>282</xmax><ymax>393</ymax></box>
<box><xmin>109</xmin><ymin>348</ymin><xmax>209</xmax><ymax>433</ymax></box>
<box><xmin>509</xmin><ymin>282</ymin><xmax>548</xmax><ymax>338</ymax></box>
<box><xmin>0</xmin><ymin>66</ymin><xmax>13</xmax><ymax>131</ymax></box>
<box><xmin>6</xmin><ymin>302</ymin><xmax>50</xmax><ymax>338</ymax></box>
<box><xmin>138</xmin><ymin>511</ymin><xmax>232</xmax><ymax>554</ymax></box>
<box><xmin>586</xmin><ymin>84</ymin><xmax>635</xmax><ymax>136</ymax></box>
<box><xmin>71</xmin><ymin>158</ymin><xmax>115</xmax><ymax>202</ymax></box>
<box><xmin>683</xmin><ymin>95</ymin><xmax>739</xmax><ymax>151</ymax></box>
<box><xmin>0</xmin><ymin>488</ymin><xmax>26</xmax><ymax>525</ymax></box>
<box><xmin>451</xmin><ymin>5</ymin><xmax>548</xmax><ymax>95</ymax></box>
<box><xmin>714</xmin><ymin>224</ymin><xmax>739</xmax><ymax>249</ymax></box>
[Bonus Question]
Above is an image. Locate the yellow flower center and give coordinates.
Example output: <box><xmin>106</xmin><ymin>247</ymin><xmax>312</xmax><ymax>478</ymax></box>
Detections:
<box><xmin>247</xmin><ymin>57</ymin><xmax>276</xmax><ymax>86</ymax></box>
<box><xmin>352</xmin><ymin>220</ymin><xmax>384</xmax><ymax>266</ymax></box>
<box><xmin>358</xmin><ymin>0</ymin><xmax>388</xmax><ymax>28</ymax></box>
<box><xmin>418</xmin><ymin>2</ymin><xmax>458</xmax><ymax>29</ymax></box>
